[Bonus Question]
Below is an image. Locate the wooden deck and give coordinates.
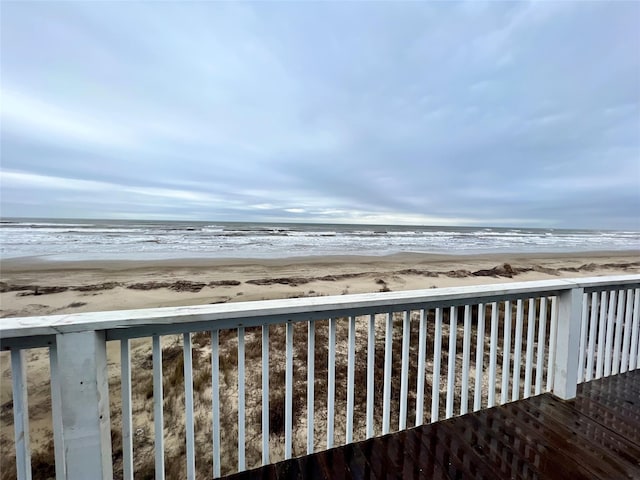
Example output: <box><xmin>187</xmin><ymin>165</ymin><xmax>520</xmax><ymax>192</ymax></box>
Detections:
<box><xmin>226</xmin><ymin>369</ymin><xmax>640</xmax><ymax>479</ymax></box>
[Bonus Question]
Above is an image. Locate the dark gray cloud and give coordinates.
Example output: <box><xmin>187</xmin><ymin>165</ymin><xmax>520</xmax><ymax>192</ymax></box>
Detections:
<box><xmin>1</xmin><ymin>1</ymin><xmax>638</xmax><ymax>228</ymax></box>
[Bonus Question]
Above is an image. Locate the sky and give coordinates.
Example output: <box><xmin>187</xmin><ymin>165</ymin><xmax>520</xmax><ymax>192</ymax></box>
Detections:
<box><xmin>1</xmin><ymin>1</ymin><xmax>639</xmax><ymax>229</ymax></box>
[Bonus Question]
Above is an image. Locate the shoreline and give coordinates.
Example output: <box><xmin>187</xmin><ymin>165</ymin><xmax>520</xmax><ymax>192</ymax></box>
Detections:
<box><xmin>1</xmin><ymin>250</ymin><xmax>639</xmax><ymax>319</ymax></box>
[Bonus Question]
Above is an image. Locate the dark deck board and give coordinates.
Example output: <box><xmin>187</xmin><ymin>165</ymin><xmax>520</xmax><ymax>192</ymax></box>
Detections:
<box><xmin>226</xmin><ymin>369</ymin><xmax>640</xmax><ymax>480</ymax></box>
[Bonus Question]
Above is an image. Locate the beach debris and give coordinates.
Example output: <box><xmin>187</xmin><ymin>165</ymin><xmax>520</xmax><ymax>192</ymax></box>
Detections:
<box><xmin>472</xmin><ymin>263</ymin><xmax>516</xmax><ymax>278</ymax></box>
<box><xmin>246</xmin><ymin>277</ymin><xmax>311</xmax><ymax>286</ymax></box>
<box><xmin>127</xmin><ymin>281</ymin><xmax>172</xmax><ymax>290</ymax></box>
<box><xmin>169</xmin><ymin>280</ymin><xmax>207</xmax><ymax>292</ymax></box>
<box><xmin>17</xmin><ymin>285</ymin><xmax>69</xmax><ymax>296</ymax></box>
<box><xmin>66</xmin><ymin>302</ymin><xmax>88</xmax><ymax>308</ymax></box>
<box><xmin>2</xmin><ymin>281</ymin><xmax>122</xmax><ymax>294</ymax></box>
<box><xmin>127</xmin><ymin>280</ymin><xmax>206</xmax><ymax>292</ymax></box>
<box><xmin>532</xmin><ymin>265</ymin><xmax>559</xmax><ymax>275</ymax></box>
<box><xmin>0</xmin><ymin>282</ymin><xmax>18</xmax><ymax>293</ymax></box>
<box><xmin>208</xmin><ymin>280</ymin><xmax>241</xmax><ymax>287</ymax></box>
<box><xmin>245</xmin><ymin>272</ymin><xmax>365</xmax><ymax>285</ymax></box>
<box><xmin>446</xmin><ymin>269</ymin><xmax>472</xmax><ymax>278</ymax></box>
<box><xmin>73</xmin><ymin>282</ymin><xmax>121</xmax><ymax>291</ymax></box>
<box><xmin>375</xmin><ymin>278</ymin><xmax>391</xmax><ymax>292</ymax></box>
<box><xmin>602</xmin><ymin>261</ymin><xmax>640</xmax><ymax>270</ymax></box>
<box><xmin>209</xmin><ymin>297</ymin><xmax>230</xmax><ymax>304</ymax></box>
<box><xmin>318</xmin><ymin>273</ymin><xmax>363</xmax><ymax>281</ymax></box>
<box><xmin>397</xmin><ymin>268</ymin><xmax>439</xmax><ymax>277</ymax></box>
<box><xmin>580</xmin><ymin>263</ymin><xmax>598</xmax><ymax>271</ymax></box>
<box><xmin>559</xmin><ymin>267</ymin><xmax>580</xmax><ymax>272</ymax></box>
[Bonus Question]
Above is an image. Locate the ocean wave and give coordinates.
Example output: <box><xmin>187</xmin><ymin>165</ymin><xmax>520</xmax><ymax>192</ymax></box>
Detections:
<box><xmin>0</xmin><ymin>219</ymin><xmax>638</xmax><ymax>260</ymax></box>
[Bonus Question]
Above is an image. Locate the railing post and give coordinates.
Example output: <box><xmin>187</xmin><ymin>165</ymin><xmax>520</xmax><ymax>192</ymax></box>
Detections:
<box><xmin>55</xmin><ymin>331</ymin><xmax>113</xmax><ymax>479</ymax></box>
<box><xmin>553</xmin><ymin>287</ymin><xmax>584</xmax><ymax>400</ymax></box>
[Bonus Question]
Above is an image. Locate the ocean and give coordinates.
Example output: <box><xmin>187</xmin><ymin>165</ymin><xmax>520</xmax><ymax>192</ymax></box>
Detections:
<box><xmin>1</xmin><ymin>218</ymin><xmax>639</xmax><ymax>261</ymax></box>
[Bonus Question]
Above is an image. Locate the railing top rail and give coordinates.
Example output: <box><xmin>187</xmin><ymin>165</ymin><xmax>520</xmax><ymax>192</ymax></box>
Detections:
<box><xmin>1</xmin><ymin>275</ymin><xmax>639</xmax><ymax>341</ymax></box>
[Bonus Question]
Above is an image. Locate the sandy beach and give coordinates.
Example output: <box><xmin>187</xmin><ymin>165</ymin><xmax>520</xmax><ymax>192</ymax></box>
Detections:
<box><xmin>2</xmin><ymin>251</ymin><xmax>639</xmax><ymax>318</ymax></box>
<box><xmin>1</xmin><ymin>251</ymin><xmax>639</xmax><ymax>478</ymax></box>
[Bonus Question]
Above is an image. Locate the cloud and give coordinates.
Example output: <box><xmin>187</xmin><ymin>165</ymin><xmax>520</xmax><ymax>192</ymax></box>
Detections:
<box><xmin>1</xmin><ymin>87</ymin><xmax>144</xmax><ymax>163</ymax></box>
<box><xmin>1</xmin><ymin>1</ymin><xmax>638</xmax><ymax>229</ymax></box>
<box><xmin>0</xmin><ymin>170</ymin><xmax>235</xmax><ymax>210</ymax></box>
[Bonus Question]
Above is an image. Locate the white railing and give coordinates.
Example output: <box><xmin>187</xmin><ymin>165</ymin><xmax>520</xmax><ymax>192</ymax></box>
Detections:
<box><xmin>1</xmin><ymin>275</ymin><xmax>639</xmax><ymax>479</ymax></box>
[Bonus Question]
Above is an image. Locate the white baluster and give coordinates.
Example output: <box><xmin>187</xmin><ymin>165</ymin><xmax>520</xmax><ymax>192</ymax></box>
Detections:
<box><xmin>474</xmin><ymin>304</ymin><xmax>485</xmax><ymax>410</ymax></box>
<box><xmin>382</xmin><ymin>313</ymin><xmax>393</xmax><ymax>434</ymax></box>
<box><xmin>212</xmin><ymin>331</ymin><xmax>221</xmax><ymax>478</ymax></box>
<box><xmin>585</xmin><ymin>293</ymin><xmax>599</xmax><ymax>382</ymax></box>
<box><xmin>399</xmin><ymin>311</ymin><xmax>411</xmax><ymax>429</ymax></box>
<box><xmin>446</xmin><ymin>307</ymin><xmax>458</xmax><ymax>418</ymax></box>
<box><xmin>501</xmin><ymin>301</ymin><xmax>512</xmax><ymax>404</ymax></box>
<box><xmin>487</xmin><ymin>303</ymin><xmax>498</xmax><ymax>407</ymax></box>
<box><xmin>366</xmin><ymin>314</ymin><xmax>376</xmax><ymax>437</ymax></box>
<box><xmin>152</xmin><ymin>335</ymin><xmax>164</xmax><ymax>479</ymax></box>
<box><xmin>524</xmin><ymin>298</ymin><xmax>536</xmax><ymax>399</ymax></box>
<box><xmin>535</xmin><ymin>298</ymin><xmax>548</xmax><ymax>395</ymax></box>
<box><xmin>512</xmin><ymin>299</ymin><xmax>524</xmax><ymax>401</ymax></box>
<box><xmin>346</xmin><ymin>316</ymin><xmax>356</xmax><ymax>442</ymax></box>
<box><xmin>433</xmin><ymin>307</ymin><xmax>443</xmax><ymax>420</ymax></box>
<box><xmin>262</xmin><ymin>325</ymin><xmax>270</xmax><ymax>465</ymax></box>
<box><xmin>416</xmin><ymin>309</ymin><xmax>428</xmax><ymax>426</ymax></box>
<box><xmin>327</xmin><ymin>318</ymin><xmax>336</xmax><ymax>448</ymax></box>
<box><xmin>461</xmin><ymin>305</ymin><xmax>472</xmax><ymax>413</ymax></box>
<box><xmin>184</xmin><ymin>333</ymin><xmax>195</xmax><ymax>478</ymax></box>
<box><xmin>238</xmin><ymin>327</ymin><xmax>246</xmax><ymax>470</ymax></box>
<box><xmin>284</xmin><ymin>323</ymin><xmax>293</xmax><ymax>459</ymax></box>
<box><xmin>307</xmin><ymin>320</ymin><xmax>315</xmax><ymax>454</ymax></box>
